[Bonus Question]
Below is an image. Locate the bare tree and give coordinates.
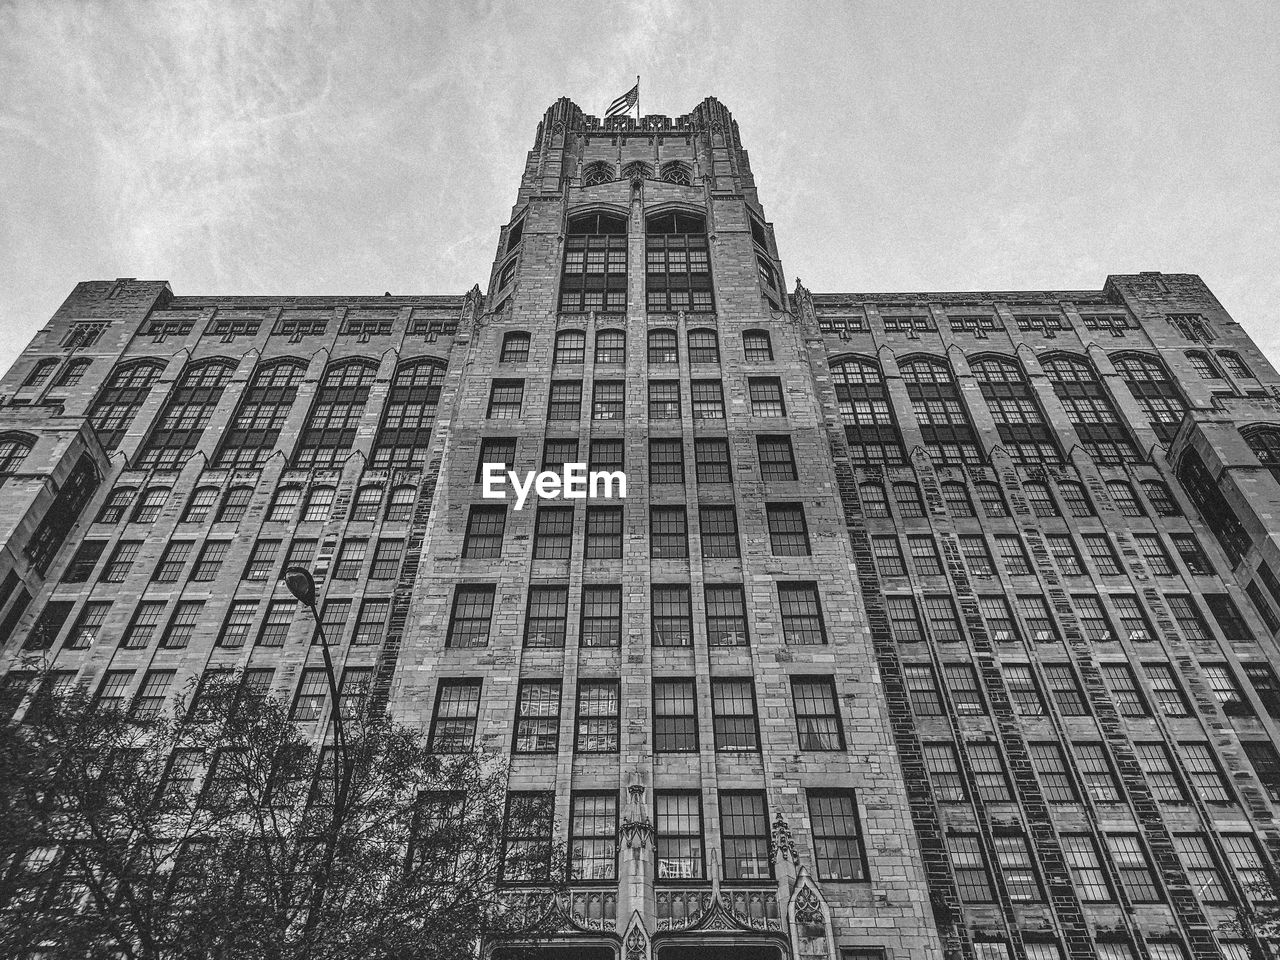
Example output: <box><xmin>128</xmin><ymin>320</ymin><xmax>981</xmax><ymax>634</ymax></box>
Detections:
<box><xmin>0</xmin><ymin>670</ymin><xmax>561</xmax><ymax>960</ymax></box>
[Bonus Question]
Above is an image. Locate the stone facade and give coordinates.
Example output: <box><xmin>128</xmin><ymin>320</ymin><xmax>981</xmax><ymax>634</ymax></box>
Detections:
<box><xmin>3</xmin><ymin>95</ymin><xmax>1280</xmax><ymax>960</ymax></box>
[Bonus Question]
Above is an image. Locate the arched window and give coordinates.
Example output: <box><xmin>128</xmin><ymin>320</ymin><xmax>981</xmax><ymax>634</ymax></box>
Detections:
<box><xmin>1057</xmin><ymin>481</ymin><xmax>1094</xmax><ymax>518</ymax></box>
<box><xmin>1023</xmin><ymin>481</ymin><xmax>1059</xmax><ymax>517</ymax></box>
<box><xmin>294</xmin><ymin>360</ymin><xmax>378</xmax><ymax>469</ymax></box>
<box><xmin>660</xmin><ymin>161</ymin><xmax>692</xmax><ymax>186</ymax></box>
<box><xmin>1186</xmin><ymin>351</ymin><xmax>1222</xmax><ymax>380</ymax></box>
<box><xmin>582</xmin><ymin>161</ymin><xmax>614</xmax><ymax>186</ymax></box>
<box><xmin>621</xmin><ymin>160</ymin><xmax>653</xmax><ymax>181</ymax></box>
<box><xmin>1220</xmin><ymin>352</ymin><xmax>1255</xmax><ymax>379</ymax></box>
<box><xmin>96</xmin><ymin>486</ymin><xmax>137</xmax><ymax>524</ymax></box>
<box><xmin>1111</xmin><ymin>353</ymin><xmax>1186</xmax><ymax>443</ymax></box>
<box><xmin>0</xmin><ymin>434</ymin><xmax>33</xmax><ymax>487</ymax></box>
<box><xmin>595</xmin><ymin>329</ymin><xmax>626</xmax><ymax>365</ymax></box>
<box><xmin>860</xmin><ymin>482</ymin><xmax>889</xmax><ymax>518</ymax></box>
<box><xmin>646</xmin><ymin>211</ymin><xmax>712</xmax><ymax>313</ymax></box>
<box><xmin>267</xmin><ymin>485</ymin><xmax>302</xmax><ymax>523</ymax></box>
<box><xmin>182</xmin><ymin>486</ymin><xmax>220</xmax><ymax>523</ymax></box>
<box><xmin>215</xmin><ymin>358</ymin><xmax>306</xmax><ymax>468</ymax></box>
<box><xmin>1106</xmin><ymin>481</ymin><xmax>1143</xmax><ymax>517</ymax></box>
<box><xmin>55</xmin><ymin>358</ymin><xmax>93</xmax><ymax>388</ymax></box>
<box><xmin>970</xmin><ymin>354</ymin><xmax>1060</xmax><ymax>464</ymax></box>
<box><xmin>648</xmin><ymin>329</ymin><xmax>679</xmax><ymax>364</ymax></box>
<box><xmin>940</xmin><ymin>482</ymin><xmax>975</xmax><ymax>517</ymax></box>
<box><xmin>22</xmin><ymin>358</ymin><xmax>59</xmax><ymax>388</ymax></box>
<box><xmin>1140</xmin><ymin>480</ymin><xmax>1180</xmax><ymax>517</ymax></box>
<box><xmin>351</xmin><ymin>485</ymin><xmax>384</xmax><ymax>522</ymax></box>
<box><xmin>831</xmin><ymin>357</ymin><xmax>904</xmax><ymax>465</ymax></box>
<box><xmin>138</xmin><ymin>359</ymin><xmax>237</xmax><ymax>469</ymax></box>
<box><xmin>89</xmin><ymin>359</ymin><xmax>165</xmax><ymax>451</ymax></box>
<box><xmin>743</xmin><ymin>330</ymin><xmax>773</xmax><ymax>362</ymax></box>
<box><xmin>372</xmin><ymin>359</ymin><xmax>447</xmax><ymax>469</ymax></box>
<box><xmin>500</xmin><ymin>332</ymin><xmax>530</xmax><ymax>363</ymax></box>
<box><xmin>385</xmin><ymin>485</ymin><xmax>416</xmax><ymax>523</ymax></box>
<box><xmin>899</xmin><ymin>357</ymin><xmax>982</xmax><ymax>465</ymax></box>
<box><xmin>560</xmin><ymin>212</ymin><xmax>627</xmax><ymax>313</ymax></box>
<box><xmin>1243</xmin><ymin>426</ymin><xmax>1280</xmax><ymax>481</ymax></box>
<box><xmin>217</xmin><ymin>485</ymin><xmax>255</xmax><ymax>523</ymax></box>
<box><xmin>973</xmin><ymin>481</ymin><xmax>1009</xmax><ymax>518</ymax></box>
<box><xmin>132</xmin><ymin>486</ymin><xmax>170</xmax><ymax>523</ymax></box>
<box><xmin>1041</xmin><ymin>354</ymin><xmax>1139</xmax><ymax>465</ymax></box>
<box><xmin>687</xmin><ymin>328</ymin><xmax>719</xmax><ymax>364</ymax></box>
<box><xmin>554</xmin><ymin>330</ymin><xmax>586</xmax><ymax>365</ymax></box>
<box><xmin>893</xmin><ymin>482</ymin><xmax>925</xmax><ymax>518</ymax></box>
<box><xmin>301</xmin><ymin>485</ymin><xmax>337</xmax><ymax>523</ymax></box>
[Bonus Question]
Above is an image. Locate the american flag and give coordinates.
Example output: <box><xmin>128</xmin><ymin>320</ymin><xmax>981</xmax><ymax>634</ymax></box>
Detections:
<box><xmin>605</xmin><ymin>79</ymin><xmax>639</xmax><ymax>119</ymax></box>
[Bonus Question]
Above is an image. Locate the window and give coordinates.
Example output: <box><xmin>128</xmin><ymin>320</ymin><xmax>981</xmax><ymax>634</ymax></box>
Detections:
<box><xmin>648</xmin><ymin>380</ymin><xmax>680</xmax><ymax>419</ymax></box>
<box><xmin>1242</xmin><ymin>741</ymin><xmax>1280</xmax><ymax>801</ymax></box>
<box><xmin>660</xmin><ymin>160</ymin><xmax>692</xmax><ymax>185</ymax></box>
<box><xmin>255</xmin><ymin>601</ymin><xmax>294</xmax><ymax>648</ymax></box>
<box><xmin>285</xmin><ymin>537</ymin><xmax>317</xmax><ymax>570</ymax></box>
<box><xmin>132</xmin><ymin>670</ymin><xmax>176</xmax><ymax>719</ymax></box>
<box><xmin>218</xmin><ymin>601</ymin><xmax>257</xmax><ymax>648</ymax></box>
<box><xmin>1140</xmin><ymin>480</ymin><xmax>1179</xmax><ymax>517</ymax></box>
<box><xmin>993</xmin><ymin>833</ymin><xmax>1040</xmax><ymax>901</ymax></box>
<box><xmin>1203</xmin><ymin>664</ymin><xmax>1250</xmax><ymax>715</ymax></box>
<box><xmin>1003</xmin><ymin>664</ymin><xmax>1044</xmax><ymax>715</ymax></box>
<box><xmin>994</xmin><ymin>534</ymin><xmax>1032</xmax><ymax>576</ymax></box>
<box><xmin>500</xmin><ymin>332</ymin><xmax>530</xmax><ymax>363</ymax></box>
<box><xmin>756</xmin><ymin>436</ymin><xmax>796</xmax><ymax>480</ymax></box>
<box><xmin>740</xmin><ymin>329</ymin><xmax>774</xmax><ymax>363</ymax></box>
<box><xmin>101</xmin><ymin>540</ymin><xmax>142</xmax><ymax>583</ymax></box>
<box><xmin>569</xmin><ymin>793</ymin><xmax>618</xmax><ymax>882</ymax></box>
<box><xmin>944</xmin><ymin>663</ymin><xmax>984</xmax><ymax>714</ymax></box>
<box><xmin>861</xmin><ymin>482</ymin><xmax>890</xmax><ymax>518</ymax></box>
<box><xmin>652</xmin><ymin>585</ymin><xmax>692</xmax><ymax>646</ymax></box>
<box><xmin>1181</xmin><ymin>742</ymin><xmax>1231</xmax><ymax>803</ymax></box>
<box><xmin>969</xmin><ymin>741</ymin><xmax>1013</xmax><ymax>802</ymax></box>
<box><xmin>903</xmin><ymin>664</ymin><xmax>943</xmax><ymax>715</ymax></box>
<box><xmin>1070</xmin><ymin>594</ymin><xmax>1112</xmax><ymax>642</ymax></box>
<box><xmin>121</xmin><ymin>601</ymin><xmax>166</xmax><ymax>649</ymax></box>
<box><xmin>1111</xmin><ymin>595</ymin><xmax>1153</xmax><ymax>642</ymax></box>
<box><xmin>1112</xmin><ymin>353</ymin><xmax>1187</xmax><ymax>443</ymax></box>
<box><xmin>697</xmin><ymin>506</ymin><xmax>739</xmax><ymax>559</ymax></box>
<box><xmin>1107</xmin><ymin>481</ymin><xmax>1143</xmax><ymax>517</ymax></box>
<box><xmin>578</xmin><ymin>584</ymin><xmax>621</xmax><ymax>648</ymax></box>
<box><xmin>691</xmin><ymin>379</ymin><xmax>725</xmax><ymax>419</ymax></box>
<box><xmin>1173</xmin><ymin>834</ymin><xmax>1229</xmax><ymax>904</ymax></box>
<box><xmin>1024</xmin><ymin>482</ymin><xmax>1058</xmax><ymax>517</ymax></box>
<box><xmin>429</xmin><ymin>680</ymin><xmax>482</xmax><ymax>752</ymax></box>
<box><xmin>533</xmin><ymin>506</ymin><xmax>573</xmax><ymax>560</ymax></box>
<box><xmin>924</xmin><ymin>595</ymin><xmax>963</xmax><ymax>643</ymax></box>
<box><xmin>648</xmin><ymin>328</ymin><xmax>678</xmax><ymax>364</ymax></box>
<box><xmin>476</xmin><ymin>438</ymin><xmax>516</xmax><ymax>483</ymax></box>
<box><xmin>923</xmin><ymin>742</ymin><xmax>966</xmax><ymax>802</ymax></box>
<box><xmin>832</xmin><ymin>358</ymin><xmax>904</xmax><ymax>464</ymax></box>
<box><xmin>1136</xmin><ymin>742</ymin><xmax>1186</xmax><ymax>802</ymax></box>
<box><xmin>524</xmin><ymin>585</ymin><xmax>568</xmax><ymax>647</ymax></box>
<box><xmin>1178</xmin><ymin>450</ymin><xmax>1250</xmax><ymax>566</ymax></box>
<box><xmin>792</xmin><ymin>677</ymin><xmax>844</xmax><ymax>750</ymax></box>
<box><xmin>1145</xmin><ymin>663</ymin><xmax>1189</xmax><ymax>716</ymax></box>
<box><xmin>779</xmin><ymin>582</ymin><xmax>826</xmax><ymax>644</ymax></box>
<box><xmin>1075</xmin><ymin>742</ymin><xmax>1121</xmax><ymax>802</ymax></box>
<box><xmin>1018</xmin><ymin>594</ymin><xmax>1057</xmax><ymax>643</ymax></box>
<box><xmin>575</xmin><ymin>680</ymin><xmax>620</xmax><ymax>752</ymax></box>
<box><xmin>1135</xmin><ymin>534</ymin><xmax>1175</xmax><ymax>576</ymax></box>
<box><xmin>301</xmin><ymin>486</ymin><xmax>335</xmax><ymax>523</ymax></box>
<box><xmin>1170</xmin><ymin>534</ymin><xmax>1211</xmax><ymax>575</ymax></box>
<box><xmin>766</xmin><ymin>503</ymin><xmax>810</xmax><ymax>555</ymax></box>
<box><xmin>353</xmin><ymin>598</ymin><xmax>389</xmax><ymax>645</ymax></box>
<box><xmin>900</xmin><ymin>357</ymin><xmax>983</xmax><ymax>464</ymax></box>
<box><xmin>350</xmin><ymin>485</ymin><xmax>383</xmax><ymax>522</ymax></box>
<box><xmin>385</xmin><ymin>485</ymin><xmax>416</xmax><ymax>522</ymax></box>
<box><xmin>162</xmin><ymin>600</ymin><xmax>203</xmax><ymax>649</ymax></box>
<box><xmin>513</xmin><ymin>681</ymin><xmax>560</xmax><ymax>754</ymax></box>
<box><xmin>649</xmin><ymin>438</ymin><xmax>684</xmax><ymax>484</ymax></box>
<box><xmin>694</xmin><ymin>438</ymin><xmax>732</xmax><ymax>483</ymax></box>
<box><xmin>1061</xmin><ymin>834</ymin><xmax>1111</xmax><ymax>901</ymax></box>
<box><xmin>131</xmin><ymin>487</ymin><xmax>170</xmax><ymax>524</ymax></box>
<box><xmin>137</xmin><ymin>359</ymin><xmax>237</xmax><ymax>469</ymax></box>
<box><xmin>1245</xmin><ymin>662</ymin><xmax>1280</xmax><ymax>718</ymax></box>
<box><xmin>894</xmin><ymin>482</ymin><xmax>925</xmax><ymax>517</ymax></box>
<box><xmin>646</xmin><ymin>211</ymin><xmax>712</xmax><ymax>312</ymax></box>
<box><xmin>1102</xmin><ymin>664</ymin><xmax>1148</xmax><ymax>716</ymax></box>
<box><xmin>1107</xmin><ymin>833</ymin><xmax>1161</xmax><ymax>901</ymax></box>
<box><xmin>446</xmin><ymin>585</ymin><xmax>495</xmax><ymax>647</ymax></box>
<box><xmin>1057</xmin><ymin>481</ymin><xmax>1094</xmax><ymax>517</ymax></box>
<box><xmin>711</xmin><ymin>679</ymin><xmax>759</xmax><ymax>751</ymax></box>
<box><xmin>486</xmin><ymin>379</ymin><xmax>524</xmax><ymax>420</ymax></box>
<box><xmin>591</xmin><ymin>380</ymin><xmax>624</xmax><ymax>420</ymax></box>
<box><xmin>63</xmin><ymin>539</ymin><xmax>106</xmax><ymax>582</ymax></box>
<box><xmin>1187</xmin><ymin>350</ymin><xmax>1222</xmax><ymax>379</ymax></box>
<box><xmin>97</xmin><ymin>486</ymin><xmax>136</xmax><ymax>524</ymax></box>
<box><xmin>1221</xmin><ymin>833</ymin><xmax>1269</xmax><ymax>898</ymax></box>
<box><xmin>1043</xmin><ymin>664</ymin><xmax>1087</xmax><ymax>714</ymax></box>
<box><xmin>22</xmin><ymin>357</ymin><xmax>59</xmax><ymax>388</ymax></box>
<box><xmin>463</xmin><ymin>506</ymin><xmax>505</xmax><ymax>559</ymax></box>
<box><xmin>265</xmin><ymin>486</ymin><xmax>301</xmax><ymax>523</ymax></box>
<box><xmin>319</xmin><ymin>599</ymin><xmax>351</xmax><ymax>641</ymax></box>
<box><xmin>654</xmin><ymin>680</ymin><xmax>697</xmax><ymax>752</ymax></box>
<box><xmin>748</xmin><ymin>377</ymin><xmax>785</xmax><ymax>417</ymax></box>
<box><xmin>1205</xmin><ymin>593</ymin><xmax>1253</xmax><ymax>642</ymax></box>
<box><xmin>947</xmin><ymin>834</ymin><xmax>994</xmax><ymax>902</ymax></box>
<box><xmin>1029</xmin><ymin>742</ymin><xmax>1077</xmax><ymax>803</ymax></box>
<box><xmin>655</xmin><ymin>792</ymin><xmax>704</xmax><ymax>880</ymax></box>
<box><xmin>1082</xmin><ymin>534</ymin><xmax>1122</xmax><ymax>576</ymax></box>
<box><xmin>594</xmin><ymin>329</ymin><xmax>625</xmax><ymax>364</ymax></box>
<box><xmin>1046</xmin><ymin>534</ymin><xmax>1084</xmax><ymax>576</ymax></box>
<box><xmin>585</xmin><ymin>506</ymin><xmax>622</xmax><ymax>559</ymax></box>
<box><xmin>88</xmin><ymin>359</ymin><xmax>163</xmax><ymax>451</ymax></box>
<box><xmin>887</xmin><ymin>596</ymin><xmax>923</xmax><ymax>643</ymax></box>
<box><xmin>688</xmin><ymin>328</ymin><xmax>719</xmax><ymax>364</ymax></box>
<box><xmin>216</xmin><ymin>359</ymin><xmax>306</xmax><ymax>467</ymax></box>
<box><xmin>332</xmin><ymin>538</ymin><xmax>367</xmax><ymax>580</ymax></box>
<box><xmin>588</xmin><ymin>438</ymin><xmax>623</xmax><ymax>474</ymax></box>
<box><xmin>719</xmin><ymin>793</ymin><xmax>771</xmax><ymax>881</ymax></box>
<box><xmin>502</xmin><ymin>792</ymin><xmax>555</xmax><ymax>882</ymax></box>
<box><xmin>908</xmin><ymin>535</ymin><xmax>943</xmax><ymax>576</ymax></box>
<box><xmin>649</xmin><ymin>505</ymin><xmax>688</xmax><ymax>559</ymax></box>
<box><xmin>153</xmin><ymin>540</ymin><xmax>193</xmax><ymax>583</ymax></box>
<box><xmin>562</xmin><ymin>211</ymin><xmax>627</xmax><ymax>313</ymax></box>
<box><xmin>1042</xmin><ymin>354</ymin><xmax>1140</xmax><ymax>463</ymax></box>
<box><xmin>872</xmin><ymin>536</ymin><xmax>906</xmax><ymax>577</ymax></box>
<box><xmin>546</xmin><ymin>380</ymin><xmax>582</xmax><ymax>420</ymax></box>
<box><xmin>941</xmin><ymin>482</ymin><xmax>975</xmax><ymax>517</ymax></box>
<box><xmin>975</xmin><ymin>482</ymin><xmax>1008</xmax><ymax>517</ymax></box>
<box><xmin>66</xmin><ymin>601</ymin><xmax>111</xmax><ymax>650</ymax></box>
<box><xmin>338</xmin><ymin>668</ymin><xmax>372</xmax><ymax>720</ymax></box>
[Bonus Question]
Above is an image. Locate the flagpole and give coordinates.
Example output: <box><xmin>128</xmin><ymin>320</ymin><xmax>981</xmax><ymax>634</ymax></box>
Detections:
<box><xmin>635</xmin><ymin>75</ymin><xmax>640</xmax><ymax>120</ymax></box>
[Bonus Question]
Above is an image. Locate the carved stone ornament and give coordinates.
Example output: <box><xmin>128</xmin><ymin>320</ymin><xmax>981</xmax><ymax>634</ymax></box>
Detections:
<box><xmin>770</xmin><ymin>811</ymin><xmax>798</xmax><ymax>864</ymax></box>
<box><xmin>792</xmin><ymin>885</ymin><xmax>824</xmax><ymax>926</ymax></box>
<box><xmin>624</xmin><ymin>912</ymin><xmax>649</xmax><ymax>960</ymax></box>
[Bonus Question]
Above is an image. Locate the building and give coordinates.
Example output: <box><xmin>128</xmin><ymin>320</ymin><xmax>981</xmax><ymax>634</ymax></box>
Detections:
<box><xmin>3</xmin><ymin>94</ymin><xmax>1280</xmax><ymax>960</ymax></box>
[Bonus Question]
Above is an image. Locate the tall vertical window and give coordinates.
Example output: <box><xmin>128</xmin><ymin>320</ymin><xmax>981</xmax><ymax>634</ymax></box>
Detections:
<box><xmin>947</xmin><ymin>834</ymin><xmax>994</xmax><ymax>902</ymax></box>
<box><xmin>502</xmin><ymin>792</ymin><xmax>555</xmax><ymax>882</ymax></box>
<box><xmin>215</xmin><ymin>359</ymin><xmax>305</xmax><ymax>467</ymax></box>
<box><xmin>767</xmin><ymin>503</ymin><xmax>810</xmax><ymax>555</ymax></box>
<box><xmin>585</xmin><ymin>506</ymin><xmax>622</xmax><ymax>559</ymax></box>
<box><xmin>372</xmin><ymin>360</ymin><xmax>446</xmax><ymax>468</ymax></box>
<box><xmin>646</xmin><ymin>211</ymin><xmax>712</xmax><ymax>312</ymax></box>
<box><xmin>748</xmin><ymin>377</ymin><xmax>785</xmax><ymax>417</ymax></box>
<box><xmin>560</xmin><ymin>212</ymin><xmax>627</xmax><ymax>313</ymax></box>
<box><xmin>807</xmin><ymin>791</ymin><xmax>866</xmax><ymax>881</ymax></box>
<box><xmin>122</xmin><ymin>601</ymin><xmax>167</xmax><ymax>649</ymax></box>
<box><xmin>654</xmin><ymin>680</ymin><xmax>697</xmax><ymax>752</ymax></box>
<box><xmin>1029</xmin><ymin>742</ymin><xmax>1077</xmax><ymax>803</ymax></box>
<box><xmin>1173</xmin><ymin>834</ymin><xmax>1229</xmax><ymax>904</ymax></box>
<box><xmin>574</xmin><ymin>680</ymin><xmax>620</xmax><ymax>753</ymax></box>
<box><xmin>1178</xmin><ymin>450</ymin><xmax>1250</xmax><ymax>566</ymax></box>
<box><xmin>649</xmin><ymin>438</ymin><xmax>684</xmax><ymax>484</ymax></box>
<box><xmin>832</xmin><ymin>358</ymin><xmax>903</xmax><ymax>464</ymax></box>
<box><xmin>500</xmin><ymin>332</ymin><xmax>530</xmax><ymax>363</ymax></box>
<box><xmin>463</xmin><ymin>506</ymin><xmax>506</xmax><ymax>559</ymax></box>
<box><xmin>162</xmin><ymin>600</ymin><xmax>203</xmax><ymax>649</ymax></box>
<box><xmin>779</xmin><ymin>582</ymin><xmax>826</xmax><ymax>644</ymax></box>
<box><xmin>533</xmin><ymin>506</ymin><xmax>574</xmax><ymax>559</ymax></box>
<box><xmin>720</xmin><ymin>793</ymin><xmax>771</xmax><ymax>881</ymax></box>
<box><xmin>651</xmin><ymin>585</ymin><xmax>692</xmax><ymax>646</ymax></box>
<box><xmin>581</xmin><ymin>584</ymin><xmax>622</xmax><ymax>647</ymax></box>
<box><xmin>648</xmin><ymin>329</ymin><xmax>679</xmax><ymax>364</ymax></box>
<box><xmin>1041</xmin><ymin>354</ymin><xmax>1140</xmax><ymax>464</ymax></box>
<box><xmin>524</xmin><ymin>585</ymin><xmax>568</xmax><ymax>647</ymax></box>
<box><xmin>650</xmin><ymin>506</ymin><xmax>688</xmax><ymax>558</ymax></box>
<box><xmin>294</xmin><ymin>361</ymin><xmax>377</xmax><ymax>468</ymax></box>
<box><xmin>591</xmin><ymin>380</ymin><xmax>624</xmax><ymax>420</ymax></box>
<box><xmin>792</xmin><ymin>677</ymin><xmax>844</xmax><ymax>750</ymax></box>
<box><xmin>705</xmin><ymin>584</ymin><xmax>748</xmax><ymax>646</ymax></box>
<box><xmin>554</xmin><ymin>330</ymin><xmax>586</xmax><ymax>365</ymax></box>
<box><xmin>513</xmin><ymin>681</ymin><xmax>560</xmax><ymax>754</ymax></box>
<box><xmin>569</xmin><ymin>793</ymin><xmax>618</xmax><ymax>881</ymax></box>
<box><xmin>88</xmin><ymin>360</ymin><xmax>164</xmax><ymax>451</ymax></box>
<box><xmin>757</xmin><ymin>435</ymin><xmax>796</xmax><ymax>480</ymax></box>
<box><xmin>694</xmin><ymin>438</ymin><xmax>732</xmax><ymax>483</ymax></box>
<box><xmin>547</xmin><ymin>380</ymin><xmax>582</xmax><ymax>421</ymax></box>
<box><xmin>992</xmin><ymin>833</ymin><xmax>1041</xmax><ymax>901</ymax></box>
<box><xmin>429</xmin><ymin>680</ymin><xmax>482</xmax><ymax>752</ymax></box>
<box><xmin>900</xmin><ymin>357</ymin><xmax>982</xmax><ymax>464</ymax></box>
<box><xmin>711</xmin><ymin>678</ymin><xmax>759</xmax><ymax>751</ymax></box>
<box><xmin>1061</xmin><ymin>834</ymin><xmax>1112</xmax><ymax>901</ymax></box>
<box><xmin>970</xmin><ymin>355</ymin><xmax>1059</xmax><ymax>463</ymax></box>
<box><xmin>66</xmin><ymin>601</ymin><xmax>112</xmax><ymax>650</ymax></box>
<box><xmin>1106</xmin><ymin>833</ymin><xmax>1161</xmax><ymax>901</ymax></box>
<box><xmin>446</xmin><ymin>585</ymin><xmax>496</xmax><ymax>647</ymax></box>
<box><xmin>742</xmin><ymin>330</ymin><xmax>773</xmax><ymax>362</ymax></box>
<box><xmin>923</xmin><ymin>743</ymin><xmax>967</xmax><ymax>802</ymax></box>
<box><xmin>137</xmin><ymin>359</ymin><xmax>236</xmax><ymax>469</ymax></box>
<box><xmin>655</xmin><ymin>793</ymin><xmax>704</xmax><ymax>880</ymax></box>
<box><xmin>688</xmin><ymin>328</ymin><xmax>719</xmax><ymax>364</ymax></box>
<box><xmin>101</xmin><ymin>540</ymin><xmax>142</xmax><ymax>583</ymax></box>
<box><xmin>594</xmin><ymin>329</ymin><xmax>625</xmax><ymax>364</ymax></box>
<box><xmin>353</xmin><ymin>599</ymin><xmax>390</xmax><ymax>646</ymax></box>
<box><xmin>1075</xmin><ymin>742</ymin><xmax>1121</xmax><ymax>802</ymax></box>
<box><xmin>1112</xmin><ymin>353</ymin><xmax>1186</xmax><ymax>443</ymax></box>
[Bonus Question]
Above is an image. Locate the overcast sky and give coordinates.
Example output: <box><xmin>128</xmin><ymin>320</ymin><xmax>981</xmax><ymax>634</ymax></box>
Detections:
<box><xmin>1</xmin><ymin>0</ymin><xmax>1277</xmax><ymax>378</ymax></box>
